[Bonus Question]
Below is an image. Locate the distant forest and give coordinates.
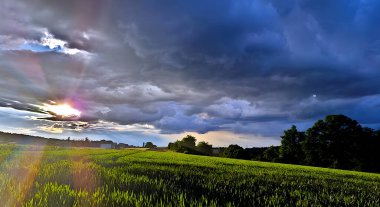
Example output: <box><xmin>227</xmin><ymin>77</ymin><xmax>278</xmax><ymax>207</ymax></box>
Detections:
<box><xmin>0</xmin><ymin>132</ymin><xmax>130</xmax><ymax>149</ymax></box>
<box><xmin>169</xmin><ymin>115</ymin><xmax>380</xmax><ymax>173</ymax></box>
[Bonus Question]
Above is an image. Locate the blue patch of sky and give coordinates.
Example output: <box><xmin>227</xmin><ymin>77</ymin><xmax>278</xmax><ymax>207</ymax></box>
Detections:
<box><xmin>20</xmin><ymin>43</ymin><xmax>63</xmax><ymax>53</ymax></box>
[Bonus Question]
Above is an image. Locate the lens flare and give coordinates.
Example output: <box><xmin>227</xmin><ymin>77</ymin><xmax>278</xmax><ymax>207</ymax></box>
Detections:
<box><xmin>43</xmin><ymin>103</ymin><xmax>81</xmax><ymax>118</ymax></box>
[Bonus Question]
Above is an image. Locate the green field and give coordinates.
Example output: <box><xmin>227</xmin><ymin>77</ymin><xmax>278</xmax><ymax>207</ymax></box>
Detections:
<box><xmin>0</xmin><ymin>144</ymin><xmax>379</xmax><ymax>207</ymax></box>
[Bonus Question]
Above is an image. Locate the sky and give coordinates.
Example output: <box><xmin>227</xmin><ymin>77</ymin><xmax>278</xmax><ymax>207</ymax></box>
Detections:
<box><xmin>1</xmin><ymin>0</ymin><xmax>380</xmax><ymax>147</ymax></box>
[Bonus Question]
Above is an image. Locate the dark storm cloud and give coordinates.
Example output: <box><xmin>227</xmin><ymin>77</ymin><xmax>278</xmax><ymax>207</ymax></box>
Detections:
<box><xmin>1</xmin><ymin>0</ymin><xmax>380</xmax><ymax>142</ymax></box>
<box><xmin>0</xmin><ymin>98</ymin><xmax>45</xmax><ymax>114</ymax></box>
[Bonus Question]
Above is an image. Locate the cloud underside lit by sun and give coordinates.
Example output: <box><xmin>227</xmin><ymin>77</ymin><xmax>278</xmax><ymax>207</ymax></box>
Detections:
<box><xmin>42</xmin><ymin>103</ymin><xmax>81</xmax><ymax>118</ymax></box>
<box><xmin>0</xmin><ymin>0</ymin><xmax>380</xmax><ymax>146</ymax></box>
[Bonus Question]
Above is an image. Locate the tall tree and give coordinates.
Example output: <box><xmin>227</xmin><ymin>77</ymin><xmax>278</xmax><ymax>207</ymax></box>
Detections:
<box><xmin>303</xmin><ymin>115</ymin><xmax>364</xmax><ymax>169</ymax></box>
<box><xmin>168</xmin><ymin>135</ymin><xmax>198</xmax><ymax>154</ymax></box>
<box><xmin>144</xmin><ymin>142</ymin><xmax>157</xmax><ymax>149</ymax></box>
<box><xmin>361</xmin><ymin>128</ymin><xmax>380</xmax><ymax>171</ymax></box>
<box><xmin>223</xmin><ymin>144</ymin><xmax>247</xmax><ymax>159</ymax></box>
<box><xmin>181</xmin><ymin>135</ymin><xmax>196</xmax><ymax>147</ymax></box>
<box><xmin>197</xmin><ymin>141</ymin><xmax>213</xmax><ymax>155</ymax></box>
<box><xmin>262</xmin><ymin>146</ymin><xmax>280</xmax><ymax>162</ymax></box>
<box><xmin>279</xmin><ymin>125</ymin><xmax>305</xmax><ymax>164</ymax></box>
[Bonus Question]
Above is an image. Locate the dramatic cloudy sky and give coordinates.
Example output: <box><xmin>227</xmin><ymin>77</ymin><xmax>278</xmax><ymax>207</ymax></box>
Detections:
<box><xmin>1</xmin><ymin>0</ymin><xmax>380</xmax><ymax>146</ymax></box>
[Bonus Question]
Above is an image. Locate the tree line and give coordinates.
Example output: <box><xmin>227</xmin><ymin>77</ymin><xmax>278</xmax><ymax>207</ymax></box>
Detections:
<box><xmin>169</xmin><ymin>115</ymin><xmax>380</xmax><ymax>173</ymax></box>
<box><xmin>168</xmin><ymin>135</ymin><xmax>213</xmax><ymax>156</ymax></box>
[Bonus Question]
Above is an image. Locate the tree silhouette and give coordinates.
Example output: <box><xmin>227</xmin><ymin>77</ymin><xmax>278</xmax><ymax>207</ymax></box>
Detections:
<box><xmin>223</xmin><ymin>144</ymin><xmax>247</xmax><ymax>159</ymax></box>
<box><xmin>262</xmin><ymin>146</ymin><xmax>280</xmax><ymax>162</ymax></box>
<box><xmin>167</xmin><ymin>115</ymin><xmax>380</xmax><ymax>173</ymax></box>
<box><xmin>144</xmin><ymin>142</ymin><xmax>157</xmax><ymax>149</ymax></box>
<box><xmin>168</xmin><ymin>135</ymin><xmax>198</xmax><ymax>154</ymax></box>
<box><xmin>303</xmin><ymin>115</ymin><xmax>365</xmax><ymax>169</ymax></box>
<box><xmin>197</xmin><ymin>141</ymin><xmax>213</xmax><ymax>155</ymax></box>
<box><xmin>279</xmin><ymin>125</ymin><xmax>305</xmax><ymax>164</ymax></box>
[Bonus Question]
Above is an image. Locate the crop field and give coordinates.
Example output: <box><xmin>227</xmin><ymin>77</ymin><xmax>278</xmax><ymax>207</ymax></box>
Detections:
<box><xmin>0</xmin><ymin>144</ymin><xmax>379</xmax><ymax>206</ymax></box>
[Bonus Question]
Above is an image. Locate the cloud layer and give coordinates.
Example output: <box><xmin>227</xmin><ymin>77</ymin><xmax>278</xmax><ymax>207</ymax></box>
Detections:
<box><xmin>1</xmin><ymin>0</ymin><xmax>380</xmax><ymax>146</ymax></box>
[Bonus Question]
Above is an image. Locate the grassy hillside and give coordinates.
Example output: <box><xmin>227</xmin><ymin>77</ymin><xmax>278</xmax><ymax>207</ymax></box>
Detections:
<box><xmin>0</xmin><ymin>144</ymin><xmax>379</xmax><ymax>206</ymax></box>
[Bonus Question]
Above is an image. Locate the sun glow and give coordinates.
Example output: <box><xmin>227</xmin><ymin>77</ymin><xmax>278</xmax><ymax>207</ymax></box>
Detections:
<box><xmin>43</xmin><ymin>103</ymin><xmax>81</xmax><ymax>118</ymax></box>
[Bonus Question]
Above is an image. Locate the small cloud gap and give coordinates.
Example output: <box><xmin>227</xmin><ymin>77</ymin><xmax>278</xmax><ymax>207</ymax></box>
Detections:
<box><xmin>15</xmin><ymin>29</ymin><xmax>90</xmax><ymax>56</ymax></box>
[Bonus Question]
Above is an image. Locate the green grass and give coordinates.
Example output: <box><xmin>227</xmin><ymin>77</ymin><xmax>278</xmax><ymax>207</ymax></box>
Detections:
<box><xmin>0</xmin><ymin>144</ymin><xmax>379</xmax><ymax>206</ymax></box>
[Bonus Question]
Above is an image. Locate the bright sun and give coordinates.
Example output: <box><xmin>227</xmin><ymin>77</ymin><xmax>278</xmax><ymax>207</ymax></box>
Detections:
<box><xmin>43</xmin><ymin>103</ymin><xmax>81</xmax><ymax>118</ymax></box>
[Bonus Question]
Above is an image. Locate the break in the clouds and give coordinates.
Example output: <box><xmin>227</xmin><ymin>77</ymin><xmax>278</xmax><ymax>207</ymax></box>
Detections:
<box><xmin>0</xmin><ymin>0</ymin><xmax>380</xmax><ymax>146</ymax></box>
<box><xmin>19</xmin><ymin>30</ymin><xmax>90</xmax><ymax>56</ymax></box>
